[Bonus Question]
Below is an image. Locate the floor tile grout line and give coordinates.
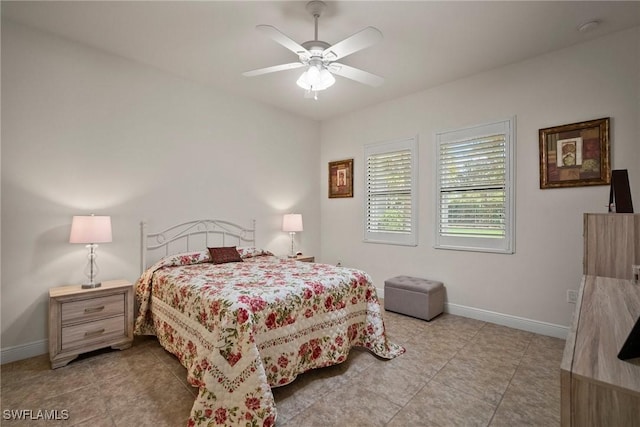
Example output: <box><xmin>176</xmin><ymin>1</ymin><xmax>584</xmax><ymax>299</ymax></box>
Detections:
<box><xmin>431</xmin><ymin>321</ymin><xmax>530</xmax><ymax>427</ymax></box>
<box><xmin>383</xmin><ymin>378</ymin><xmax>431</xmax><ymax>426</ymax></box>
<box><xmin>354</xmin><ymin>361</ymin><xmax>428</xmax><ymax>417</ymax></box>
<box><xmin>485</xmin><ymin>335</ymin><xmax>534</xmax><ymax>426</ymax></box>
<box><xmin>384</xmin><ymin>319</ymin><xmax>491</xmax><ymax>426</ymax></box>
<box><xmin>285</xmin><ymin>349</ymin><xmax>400</xmax><ymax>424</ymax></box>
<box><xmin>146</xmin><ymin>344</ymin><xmax>200</xmax><ymax>398</ymax></box>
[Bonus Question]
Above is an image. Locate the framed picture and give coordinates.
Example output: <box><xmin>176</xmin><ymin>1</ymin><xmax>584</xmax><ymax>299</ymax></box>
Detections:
<box><xmin>539</xmin><ymin>117</ymin><xmax>610</xmax><ymax>189</ymax></box>
<box><xmin>328</xmin><ymin>159</ymin><xmax>353</xmax><ymax>198</ymax></box>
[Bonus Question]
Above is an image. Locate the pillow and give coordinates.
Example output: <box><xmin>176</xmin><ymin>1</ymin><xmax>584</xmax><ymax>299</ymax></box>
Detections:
<box><xmin>208</xmin><ymin>246</ymin><xmax>243</xmax><ymax>264</ymax></box>
<box><xmin>237</xmin><ymin>246</ymin><xmax>275</xmax><ymax>259</ymax></box>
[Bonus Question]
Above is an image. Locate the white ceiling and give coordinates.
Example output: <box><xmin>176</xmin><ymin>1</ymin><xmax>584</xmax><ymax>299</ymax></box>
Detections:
<box><xmin>3</xmin><ymin>1</ymin><xmax>640</xmax><ymax>121</ymax></box>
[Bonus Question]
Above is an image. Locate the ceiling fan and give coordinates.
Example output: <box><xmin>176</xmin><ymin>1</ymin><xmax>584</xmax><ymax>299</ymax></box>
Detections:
<box><xmin>242</xmin><ymin>0</ymin><xmax>384</xmax><ymax>100</ymax></box>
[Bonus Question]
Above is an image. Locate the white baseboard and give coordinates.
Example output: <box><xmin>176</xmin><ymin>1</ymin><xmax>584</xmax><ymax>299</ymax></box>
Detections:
<box><xmin>1</xmin><ymin>339</ymin><xmax>48</xmax><ymax>365</ymax></box>
<box><xmin>377</xmin><ymin>287</ymin><xmax>568</xmax><ymax>339</ymax></box>
<box><xmin>445</xmin><ymin>303</ymin><xmax>568</xmax><ymax>339</ymax></box>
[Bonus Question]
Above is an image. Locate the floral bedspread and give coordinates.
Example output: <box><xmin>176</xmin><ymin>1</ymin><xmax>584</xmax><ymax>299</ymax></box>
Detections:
<box><xmin>134</xmin><ymin>250</ymin><xmax>404</xmax><ymax>426</ymax></box>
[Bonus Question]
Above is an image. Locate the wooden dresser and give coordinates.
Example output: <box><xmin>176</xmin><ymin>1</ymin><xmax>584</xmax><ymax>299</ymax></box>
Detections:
<box><xmin>49</xmin><ymin>279</ymin><xmax>134</xmax><ymax>368</ymax></box>
<box><xmin>583</xmin><ymin>213</ymin><xmax>640</xmax><ymax>280</ymax></box>
<box><xmin>561</xmin><ymin>275</ymin><xmax>640</xmax><ymax>426</ymax></box>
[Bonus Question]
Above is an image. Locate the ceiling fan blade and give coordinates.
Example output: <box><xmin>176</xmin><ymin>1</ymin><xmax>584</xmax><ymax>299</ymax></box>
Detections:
<box><xmin>329</xmin><ymin>63</ymin><xmax>384</xmax><ymax>87</ymax></box>
<box><xmin>256</xmin><ymin>25</ymin><xmax>310</xmax><ymax>59</ymax></box>
<box><xmin>242</xmin><ymin>62</ymin><xmax>305</xmax><ymax>77</ymax></box>
<box><xmin>322</xmin><ymin>26</ymin><xmax>383</xmax><ymax>61</ymax></box>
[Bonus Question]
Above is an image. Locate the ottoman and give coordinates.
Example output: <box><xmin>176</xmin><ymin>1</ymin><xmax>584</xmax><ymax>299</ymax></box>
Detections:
<box><xmin>384</xmin><ymin>276</ymin><xmax>444</xmax><ymax>321</ymax></box>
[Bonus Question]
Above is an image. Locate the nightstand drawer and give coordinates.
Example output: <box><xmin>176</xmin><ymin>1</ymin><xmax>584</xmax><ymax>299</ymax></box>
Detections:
<box><xmin>61</xmin><ymin>315</ymin><xmax>125</xmax><ymax>351</ymax></box>
<box><xmin>61</xmin><ymin>294</ymin><xmax>124</xmax><ymax>325</ymax></box>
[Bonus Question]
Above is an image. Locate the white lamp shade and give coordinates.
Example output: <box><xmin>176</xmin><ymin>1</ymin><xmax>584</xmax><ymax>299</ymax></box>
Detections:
<box><xmin>296</xmin><ymin>71</ymin><xmax>311</xmax><ymax>90</ymax></box>
<box><xmin>69</xmin><ymin>215</ymin><xmax>112</xmax><ymax>243</ymax></box>
<box><xmin>282</xmin><ymin>214</ymin><xmax>303</xmax><ymax>232</ymax></box>
<box><xmin>296</xmin><ymin>66</ymin><xmax>335</xmax><ymax>91</ymax></box>
<box><xmin>318</xmin><ymin>68</ymin><xmax>336</xmax><ymax>89</ymax></box>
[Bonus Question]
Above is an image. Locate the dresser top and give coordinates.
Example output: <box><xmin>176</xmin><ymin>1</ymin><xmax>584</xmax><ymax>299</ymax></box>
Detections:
<box><xmin>569</xmin><ymin>275</ymin><xmax>640</xmax><ymax>394</ymax></box>
<box><xmin>49</xmin><ymin>279</ymin><xmax>131</xmax><ymax>298</ymax></box>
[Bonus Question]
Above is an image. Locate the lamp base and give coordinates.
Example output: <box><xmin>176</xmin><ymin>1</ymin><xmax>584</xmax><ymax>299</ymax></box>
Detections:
<box><xmin>81</xmin><ymin>282</ymin><xmax>102</xmax><ymax>289</ymax></box>
<box><xmin>287</xmin><ymin>254</ymin><xmax>297</xmax><ymax>258</ymax></box>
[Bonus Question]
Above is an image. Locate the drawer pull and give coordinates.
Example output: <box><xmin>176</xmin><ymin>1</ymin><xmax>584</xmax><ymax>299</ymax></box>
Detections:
<box><xmin>84</xmin><ymin>306</ymin><xmax>105</xmax><ymax>314</ymax></box>
<box><xmin>84</xmin><ymin>328</ymin><xmax>105</xmax><ymax>337</ymax></box>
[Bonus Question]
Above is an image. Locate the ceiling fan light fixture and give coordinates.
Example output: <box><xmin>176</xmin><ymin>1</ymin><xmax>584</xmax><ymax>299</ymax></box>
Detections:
<box><xmin>296</xmin><ymin>65</ymin><xmax>335</xmax><ymax>92</ymax></box>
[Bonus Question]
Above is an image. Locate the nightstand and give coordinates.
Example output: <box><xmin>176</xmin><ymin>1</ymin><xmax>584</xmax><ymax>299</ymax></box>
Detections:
<box><xmin>295</xmin><ymin>255</ymin><xmax>315</xmax><ymax>263</ymax></box>
<box><xmin>49</xmin><ymin>279</ymin><xmax>134</xmax><ymax>369</ymax></box>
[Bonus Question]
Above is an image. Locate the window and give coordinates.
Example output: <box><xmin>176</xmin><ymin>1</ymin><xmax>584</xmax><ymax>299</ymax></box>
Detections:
<box><xmin>364</xmin><ymin>136</ymin><xmax>418</xmax><ymax>246</ymax></box>
<box><xmin>435</xmin><ymin>118</ymin><xmax>515</xmax><ymax>253</ymax></box>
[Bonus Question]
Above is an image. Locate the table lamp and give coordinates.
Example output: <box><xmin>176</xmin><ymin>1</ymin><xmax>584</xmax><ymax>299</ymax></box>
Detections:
<box><xmin>282</xmin><ymin>214</ymin><xmax>303</xmax><ymax>258</ymax></box>
<box><xmin>69</xmin><ymin>215</ymin><xmax>112</xmax><ymax>288</ymax></box>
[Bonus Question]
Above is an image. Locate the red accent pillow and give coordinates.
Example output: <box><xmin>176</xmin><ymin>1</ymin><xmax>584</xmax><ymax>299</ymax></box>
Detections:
<box><xmin>208</xmin><ymin>246</ymin><xmax>243</xmax><ymax>264</ymax></box>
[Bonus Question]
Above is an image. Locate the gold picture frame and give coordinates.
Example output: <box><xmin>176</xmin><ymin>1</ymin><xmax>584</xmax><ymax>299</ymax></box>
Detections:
<box><xmin>539</xmin><ymin>117</ymin><xmax>610</xmax><ymax>189</ymax></box>
<box><xmin>328</xmin><ymin>159</ymin><xmax>353</xmax><ymax>198</ymax></box>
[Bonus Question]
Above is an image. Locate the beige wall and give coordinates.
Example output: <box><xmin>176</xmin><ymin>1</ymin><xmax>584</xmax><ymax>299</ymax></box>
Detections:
<box><xmin>2</xmin><ymin>18</ymin><xmax>638</xmax><ymax>361</ymax></box>
<box><xmin>1</xmin><ymin>21</ymin><xmax>321</xmax><ymax>359</ymax></box>
<box><xmin>319</xmin><ymin>27</ymin><xmax>640</xmax><ymax>333</ymax></box>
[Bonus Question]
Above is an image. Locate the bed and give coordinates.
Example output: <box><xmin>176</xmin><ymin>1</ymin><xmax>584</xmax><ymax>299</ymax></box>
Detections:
<box><xmin>133</xmin><ymin>219</ymin><xmax>404</xmax><ymax>426</ymax></box>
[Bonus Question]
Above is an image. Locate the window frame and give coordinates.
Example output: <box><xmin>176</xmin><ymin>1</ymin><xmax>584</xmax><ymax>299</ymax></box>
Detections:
<box><xmin>363</xmin><ymin>136</ymin><xmax>419</xmax><ymax>246</ymax></box>
<box><xmin>434</xmin><ymin>118</ymin><xmax>515</xmax><ymax>254</ymax></box>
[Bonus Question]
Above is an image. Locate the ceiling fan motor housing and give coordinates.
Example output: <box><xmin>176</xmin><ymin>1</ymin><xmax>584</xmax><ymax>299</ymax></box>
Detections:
<box><xmin>301</xmin><ymin>40</ymin><xmax>332</xmax><ymax>64</ymax></box>
<box><xmin>302</xmin><ymin>40</ymin><xmax>330</xmax><ymax>51</ymax></box>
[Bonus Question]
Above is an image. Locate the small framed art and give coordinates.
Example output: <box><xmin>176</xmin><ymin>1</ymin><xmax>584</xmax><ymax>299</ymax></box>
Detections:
<box><xmin>539</xmin><ymin>117</ymin><xmax>610</xmax><ymax>189</ymax></box>
<box><xmin>328</xmin><ymin>159</ymin><xmax>353</xmax><ymax>198</ymax></box>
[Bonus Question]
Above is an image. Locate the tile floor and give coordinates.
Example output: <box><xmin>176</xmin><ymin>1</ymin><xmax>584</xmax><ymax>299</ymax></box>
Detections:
<box><xmin>1</xmin><ymin>306</ymin><xmax>564</xmax><ymax>426</ymax></box>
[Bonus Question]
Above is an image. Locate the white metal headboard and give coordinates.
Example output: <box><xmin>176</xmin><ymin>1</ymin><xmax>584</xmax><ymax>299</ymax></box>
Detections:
<box><xmin>141</xmin><ymin>219</ymin><xmax>256</xmax><ymax>273</ymax></box>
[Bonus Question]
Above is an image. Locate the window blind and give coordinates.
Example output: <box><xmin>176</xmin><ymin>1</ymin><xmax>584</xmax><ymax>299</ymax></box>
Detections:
<box><xmin>364</xmin><ymin>136</ymin><xmax>418</xmax><ymax>246</ymax></box>
<box><xmin>366</xmin><ymin>150</ymin><xmax>413</xmax><ymax>234</ymax></box>
<box><xmin>438</xmin><ymin>134</ymin><xmax>506</xmax><ymax>238</ymax></box>
<box><xmin>435</xmin><ymin>118</ymin><xmax>515</xmax><ymax>253</ymax></box>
